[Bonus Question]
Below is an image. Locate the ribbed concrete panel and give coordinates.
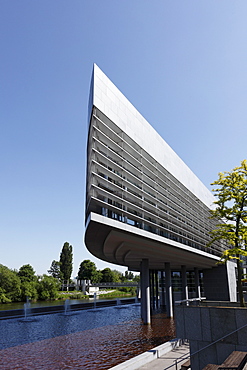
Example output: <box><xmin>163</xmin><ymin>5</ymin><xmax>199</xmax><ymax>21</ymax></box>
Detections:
<box><xmin>85</xmin><ymin>65</ymin><xmax>227</xmax><ymax>271</ymax></box>
<box><xmin>92</xmin><ymin>64</ymin><xmax>214</xmax><ymax>209</ymax></box>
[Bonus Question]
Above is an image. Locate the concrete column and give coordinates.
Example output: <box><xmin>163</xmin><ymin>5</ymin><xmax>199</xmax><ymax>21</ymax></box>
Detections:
<box><xmin>140</xmin><ymin>267</ymin><xmax>144</xmax><ymax>319</ymax></box>
<box><xmin>161</xmin><ymin>271</ymin><xmax>165</xmax><ymax>306</ymax></box>
<box><xmin>165</xmin><ymin>262</ymin><xmax>173</xmax><ymax>317</ymax></box>
<box><xmin>155</xmin><ymin>270</ymin><xmax>159</xmax><ymax>308</ymax></box>
<box><xmin>141</xmin><ymin>259</ymin><xmax>151</xmax><ymax>324</ymax></box>
<box><xmin>150</xmin><ymin>270</ymin><xmax>155</xmax><ymax>310</ymax></box>
<box><xmin>194</xmin><ymin>267</ymin><xmax>201</xmax><ymax>300</ymax></box>
<box><xmin>181</xmin><ymin>265</ymin><xmax>188</xmax><ymax>302</ymax></box>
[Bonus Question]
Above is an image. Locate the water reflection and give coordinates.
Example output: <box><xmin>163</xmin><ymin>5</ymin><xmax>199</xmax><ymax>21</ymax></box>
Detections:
<box><xmin>0</xmin><ymin>306</ymin><xmax>175</xmax><ymax>369</ymax></box>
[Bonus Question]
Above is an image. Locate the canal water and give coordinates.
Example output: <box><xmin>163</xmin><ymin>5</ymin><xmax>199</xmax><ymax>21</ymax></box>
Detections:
<box><xmin>0</xmin><ymin>304</ymin><xmax>175</xmax><ymax>369</ymax></box>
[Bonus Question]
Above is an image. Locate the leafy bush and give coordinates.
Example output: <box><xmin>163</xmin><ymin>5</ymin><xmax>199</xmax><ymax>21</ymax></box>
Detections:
<box><xmin>37</xmin><ymin>275</ymin><xmax>60</xmax><ymax>300</ymax></box>
<box><xmin>0</xmin><ymin>264</ymin><xmax>21</xmax><ymax>302</ymax></box>
<box><xmin>20</xmin><ymin>281</ymin><xmax>38</xmax><ymax>301</ymax></box>
<box><xmin>0</xmin><ymin>287</ymin><xmax>11</xmax><ymax>303</ymax></box>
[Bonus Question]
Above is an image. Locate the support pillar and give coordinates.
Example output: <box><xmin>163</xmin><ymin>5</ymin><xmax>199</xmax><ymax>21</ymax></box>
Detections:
<box><xmin>165</xmin><ymin>262</ymin><xmax>173</xmax><ymax>317</ymax></box>
<box><xmin>140</xmin><ymin>267</ymin><xmax>144</xmax><ymax>319</ymax></box>
<box><xmin>141</xmin><ymin>259</ymin><xmax>151</xmax><ymax>324</ymax></box>
<box><xmin>150</xmin><ymin>270</ymin><xmax>155</xmax><ymax>310</ymax></box>
<box><xmin>155</xmin><ymin>270</ymin><xmax>159</xmax><ymax>308</ymax></box>
<box><xmin>181</xmin><ymin>265</ymin><xmax>189</xmax><ymax>302</ymax></box>
<box><xmin>161</xmin><ymin>271</ymin><xmax>165</xmax><ymax>306</ymax></box>
<box><xmin>194</xmin><ymin>267</ymin><xmax>201</xmax><ymax>300</ymax></box>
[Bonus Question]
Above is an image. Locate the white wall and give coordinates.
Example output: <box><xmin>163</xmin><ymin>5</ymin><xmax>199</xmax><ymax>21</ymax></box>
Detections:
<box><xmin>92</xmin><ymin>64</ymin><xmax>215</xmax><ymax>209</ymax></box>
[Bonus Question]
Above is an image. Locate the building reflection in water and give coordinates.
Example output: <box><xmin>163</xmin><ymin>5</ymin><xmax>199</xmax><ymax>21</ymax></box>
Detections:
<box><xmin>0</xmin><ymin>306</ymin><xmax>175</xmax><ymax>369</ymax></box>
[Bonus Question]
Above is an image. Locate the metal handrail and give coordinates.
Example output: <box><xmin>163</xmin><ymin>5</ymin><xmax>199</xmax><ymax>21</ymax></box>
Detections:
<box><xmin>164</xmin><ymin>321</ymin><xmax>247</xmax><ymax>370</ymax></box>
<box><xmin>175</xmin><ymin>297</ymin><xmax>206</xmax><ymax>304</ymax></box>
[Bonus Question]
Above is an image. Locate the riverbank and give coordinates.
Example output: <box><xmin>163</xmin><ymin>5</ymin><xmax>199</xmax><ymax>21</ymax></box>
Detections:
<box><xmin>0</xmin><ymin>290</ymin><xmax>135</xmax><ymax>311</ymax></box>
<box><xmin>0</xmin><ymin>297</ymin><xmax>139</xmax><ymax>319</ymax></box>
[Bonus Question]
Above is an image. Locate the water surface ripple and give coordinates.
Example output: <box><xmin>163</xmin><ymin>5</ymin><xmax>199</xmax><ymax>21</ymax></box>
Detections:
<box><xmin>0</xmin><ymin>305</ymin><xmax>175</xmax><ymax>369</ymax></box>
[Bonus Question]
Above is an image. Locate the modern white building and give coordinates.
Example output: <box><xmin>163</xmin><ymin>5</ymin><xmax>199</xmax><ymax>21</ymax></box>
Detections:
<box><xmin>85</xmin><ymin>64</ymin><xmax>236</xmax><ymax>323</ymax></box>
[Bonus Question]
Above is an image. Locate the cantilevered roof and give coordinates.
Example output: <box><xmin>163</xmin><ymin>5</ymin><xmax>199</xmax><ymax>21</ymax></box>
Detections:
<box><xmin>85</xmin><ymin>213</ymin><xmax>219</xmax><ymax>270</ymax></box>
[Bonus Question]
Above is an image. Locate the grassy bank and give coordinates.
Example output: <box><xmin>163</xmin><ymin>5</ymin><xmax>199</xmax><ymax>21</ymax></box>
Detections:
<box><xmin>58</xmin><ymin>289</ymin><xmax>135</xmax><ymax>300</ymax></box>
<box><xmin>0</xmin><ymin>290</ymin><xmax>136</xmax><ymax>310</ymax></box>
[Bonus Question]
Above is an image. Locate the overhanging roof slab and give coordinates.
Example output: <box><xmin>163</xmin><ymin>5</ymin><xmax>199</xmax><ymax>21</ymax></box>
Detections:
<box><xmin>85</xmin><ymin>212</ymin><xmax>219</xmax><ymax>271</ymax></box>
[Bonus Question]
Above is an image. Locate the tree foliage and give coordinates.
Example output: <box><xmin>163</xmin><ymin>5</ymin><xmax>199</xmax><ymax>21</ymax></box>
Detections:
<box><xmin>17</xmin><ymin>264</ymin><xmax>37</xmax><ymax>300</ymax></box>
<box><xmin>101</xmin><ymin>268</ymin><xmax>118</xmax><ymax>282</ymax></box>
<box><xmin>18</xmin><ymin>264</ymin><xmax>36</xmax><ymax>283</ymax></box>
<box><xmin>77</xmin><ymin>261</ymin><xmax>137</xmax><ymax>284</ymax></box>
<box><xmin>59</xmin><ymin>242</ymin><xmax>73</xmax><ymax>282</ymax></box>
<box><xmin>37</xmin><ymin>275</ymin><xmax>60</xmax><ymax>300</ymax></box>
<box><xmin>77</xmin><ymin>260</ymin><xmax>101</xmax><ymax>282</ymax></box>
<box><xmin>0</xmin><ymin>264</ymin><xmax>61</xmax><ymax>303</ymax></box>
<box><xmin>112</xmin><ymin>269</ymin><xmax>123</xmax><ymax>282</ymax></box>
<box><xmin>209</xmin><ymin>159</ymin><xmax>247</xmax><ymax>306</ymax></box>
<box><xmin>132</xmin><ymin>274</ymin><xmax>140</xmax><ymax>283</ymax></box>
<box><xmin>47</xmin><ymin>260</ymin><xmax>62</xmax><ymax>280</ymax></box>
<box><xmin>124</xmin><ymin>271</ymin><xmax>134</xmax><ymax>280</ymax></box>
<box><xmin>20</xmin><ymin>281</ymin><xmax>38</xmax><ymax>301</ymax></box>
<box><xmin>0</xmin><ymin>256</ymin><xmax>138</xmax><ymax>303</ymax></box>
<box><xmin>0</xmin><ymin>264</ymin><xmax>21</xmax><ymax>302</ymax></box>
<box><xmin>0</xmin><ymin>287</ymin><xmax>11</xmax><ymax>303</ymax></box>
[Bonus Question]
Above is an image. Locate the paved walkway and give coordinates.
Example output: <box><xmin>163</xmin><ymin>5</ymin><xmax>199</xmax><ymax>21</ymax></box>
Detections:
<box><xmin>135</xmin><ymin>343</ymin><xmax>190</xmax><ymax>370</ymax></box>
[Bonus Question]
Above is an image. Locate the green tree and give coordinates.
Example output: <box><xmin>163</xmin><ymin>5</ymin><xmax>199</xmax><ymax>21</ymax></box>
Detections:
<box><xmin>112</xmin><ymin>269</ymin><xmax>123</xmax><ymax>282</ymax></box>
<box><xmin>133</xmin><ymin>274</ymin><xmax>140</xmax><ymax>283</ymax></box>
<box><xmin>124</xmin><ymin>271</ymin><xmax>134</xmax><ymax>280</ymax></box>
<box><xmin>93</xmin><ymin>270</ymin><xmax>102</xmax><ymax>283</ymax></box>
<box><xmin>20</xmin><ymin>281</ymin><xmax>38</xmax><ymax>301</ymax></box>
<box><xmin>77</xmin><ymin>260</ymin><xmax>101</xmax><ymax>283</ymax></box>
<box><xmin>100</xmin><ymin>268</ymin><xmax>117</xmax><ymax>282</ymax></box>
<box><xmin>59</xmin><ymin>242</ymin><xmax>73</xmax><ymax>285</ymax></box>
<box><xmin>0</xmin><ymin>264</ymin><xmax>21</xmax><ymax>302</ymax></box>
<box><xmin>18</xmin><ymin>265</ymin><xmax>37</xmax><ymax>300</ymax></box>
<box><xmin>18</xmin><ymin>264</ymin><xmax>36</xmax><ymax>283</ymax></box>
<box><xmin>0</xmin><ymin>287</ymin><xmax>11</xmax><ymax>303</ymax></box>
<box><xmin>48</xmin><ymin>260</ymin><xmax>62</xmax><ymax>280</ymax></box>
<box><xmin>37</xmin><ymin>275</ymin><xmax>60</xmax><ymax>300</ymax></box>
<box><xmin>209</xmin><ymin>159</ymin><xmax>247</xmax><ymax>307</ymax></box>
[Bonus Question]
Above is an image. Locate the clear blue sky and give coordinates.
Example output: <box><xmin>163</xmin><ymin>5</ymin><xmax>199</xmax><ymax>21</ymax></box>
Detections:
<box><xmin>1</xmin><ymin>1</ymin><xmax>247</xmax><ymax>277</ymax></box>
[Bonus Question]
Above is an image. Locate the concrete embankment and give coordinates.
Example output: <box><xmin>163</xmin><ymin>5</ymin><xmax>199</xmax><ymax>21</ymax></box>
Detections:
<box><xmin>0</xmin><ymin>297</ymin><xmax>138</xmax><ymax>320</ymax></box>
<box><xmin>109</xmin><ymin>340</ymin><xmax>189</xmax><ymax>370</ymax></box>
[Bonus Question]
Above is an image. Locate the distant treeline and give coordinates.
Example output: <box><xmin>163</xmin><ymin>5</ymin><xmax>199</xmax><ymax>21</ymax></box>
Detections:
<box><xmin>0</xmin><ymin>242</ymin><xmax>139</xmax><ymax>304</ymax></box>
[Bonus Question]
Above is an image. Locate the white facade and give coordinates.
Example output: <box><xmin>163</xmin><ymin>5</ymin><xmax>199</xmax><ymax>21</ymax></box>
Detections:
<box><xmin>91</xmin><ymin>64</ymin><xmax>214</xmax><ymax>208</ymax></box>
<box><xmin>85</xmin><ymin>64</ymin><xmax>225</xmax><ymax>271</ymax></box>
